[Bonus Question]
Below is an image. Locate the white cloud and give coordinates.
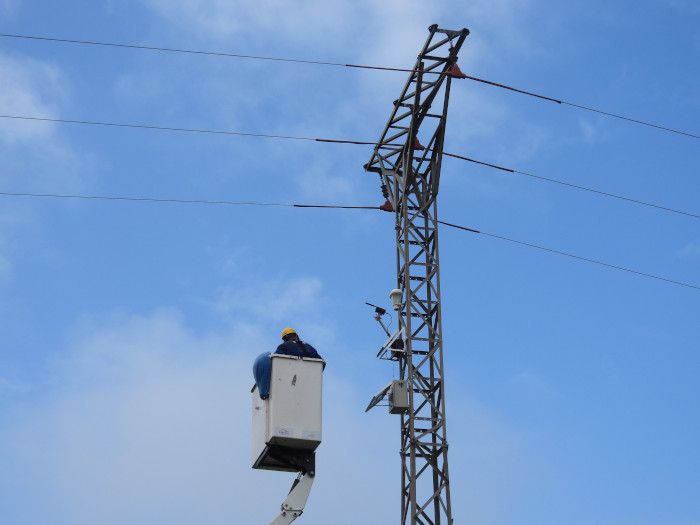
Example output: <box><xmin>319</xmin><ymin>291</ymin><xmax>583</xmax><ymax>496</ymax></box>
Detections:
<box><xmin>0</xmin><ymin>0</ymin><xmax>19</xmax><ymax>19</ymax></box>
<box><xmin>142</xmin><ymin>0</ymin><xmax>361</xmax><ymax>45</ymax></box>
<box><xmin>507</xmin><ymin>370</ymin><xmax>558</xmax><ymax>399</ymax></box>
<box><xmin>0</xmin><ymin>52</ymin><xmax>99</xmax><ymax>289</ymax></box>
<box><xmin>0</xmin><ymin>51</ymin><xmax>98</xmax><ymax>195</ymax></box>
<box><xmin>0</xmin><ymin>206</ymin><xmax>34</xmax><ymax>286</ymax></box>
<box><xmin>0</xmin><ymin>251</ymin><xmax>11</xmax><ymax>284</ymax></box>
<box><xmin>203</xmin><ymin>272</ymin><xmax>337</xmax><ymax>359</ymax></box>
<box><xmin>1</xmin><ymin>309</ymin><xmax>273</xmax><ymax>524</ymax></box>
<box><xmin>0</xmin><ymin>232</ymin><xmax>13</xmax><ymax>284</ymax></box>
<box><xmin>142</xmin><ymin>0</ymin><xmax>536</xmax><ymax>66</ymax></box>
<box><xmin>663</xmin><ymin>0</ymin><xmax>700</xmax><ymax>16</ymax></box>
<box><xmin>448</xmin><ymin>393</ymin><xmax>545</xmax><ymax>524</ymax></box>
<box><xmin>0</xmin><ymin>52</ymin><xmax>65</xmax><ymax>145</ymax></box>
<box><xmin>677</xmin><ymin>240</ymin><xmax>700</xmax><ymax>259</ymax></box>
<box><xmin>0</xmin><ymin>376</ymin><xmax>26</xmax><ymax>393</ymax></box>
<box><xmin>212</xmin><ymin>275</ymin><xmax>326</xmax><ymax>323</ymax></box>
<box><xmin>578</xmin><ymin>117</ymin><xmax>600</xmax><ymax>142</ymax></box>
<box><xmin>296</xmin><ymin>157</ymin><xmax>357</xmax><ymax>203</ymax></box>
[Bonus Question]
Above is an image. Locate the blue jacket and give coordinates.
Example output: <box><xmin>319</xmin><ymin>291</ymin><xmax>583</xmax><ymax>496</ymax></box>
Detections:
<box><xmin>275</xmin><ymin>340</ymin><xmax>323</xmax><ymax>360</ymax></box>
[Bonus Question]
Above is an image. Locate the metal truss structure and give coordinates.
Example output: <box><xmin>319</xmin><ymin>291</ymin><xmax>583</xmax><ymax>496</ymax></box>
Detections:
<box><xmin>365</xmin><ymin>25</ymin><xmax>469</xmax><ymax>525</ymax></box>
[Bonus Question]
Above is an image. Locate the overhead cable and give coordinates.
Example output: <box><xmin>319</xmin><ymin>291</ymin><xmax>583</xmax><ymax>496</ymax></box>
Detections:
<box><xmin>1</xmin><ymin>189</ymin><xmax>697</xmax><ymax>292</ymax></box>
<box><xmin>438</xmin><ymin>220</ymin><xmax>700</xmax><ymax>291</ymax></box>
<box><xmin>2</xmin><ymin>113</ymin><xmax>697</xmax><ymax>221</ymax></box>
<box><xmin>0</xmin><ymin>33</ymin><xmax>350</xmax><ymax>67</ymax></box>
<box><xmin>444</xmin><ymin>152</ymin><xmax>700</xmax><ymax>220</ymax></box>
<box><xmin>457</xmin><ymin>75</ymin><xmax>700</xmax><ymax>140</ymax></box>
<box><xmin>0</xmin><ymin>191</ymin><xmax>379</xmax><ymax>210</ymax></box>
<box><xmin>1</xmin><ymin>32</ymin><xmax>698</xmax><ymax>140</ymax></box>
<box><xmin>0</xmin><ymin>114</ymin><xmax>316</xmax><ymax>141</ymax></box>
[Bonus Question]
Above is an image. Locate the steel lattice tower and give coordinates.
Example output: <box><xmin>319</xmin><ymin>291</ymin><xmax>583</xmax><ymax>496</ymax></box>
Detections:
<box><xmin>365</xmin><ymin>25</ymin><xmax>469</xmax><ymax>525</ymax></box>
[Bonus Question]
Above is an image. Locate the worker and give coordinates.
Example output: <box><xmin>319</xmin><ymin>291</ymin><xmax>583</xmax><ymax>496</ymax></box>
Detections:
<box><xmin>275</xmin><ymin>327</ymin><xmax>323</xmax><ymax>361</ymax></box>
<box><xmin>253</xmin><ymin>328</ymin><xmax>323</xmax><ymax>399</ymax></box>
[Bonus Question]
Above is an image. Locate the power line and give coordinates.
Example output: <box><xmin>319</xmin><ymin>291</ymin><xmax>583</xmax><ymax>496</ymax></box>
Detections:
<box><xmin>0</xmin><ymin>191</ymin><xmax>380</xmax><ymax>210</ymax></box>
<box><xmin>0</xmin><ymin>33</ymin><xmax>350</xmax><ymax>67</ymax></box>
<box><xmin>444</xmin><ymin>153</ymin><xmax>700</xmax><ymax>220</ymax></box>
<box><xmin>1</xmin><ymin>189</ymin><xmax>698</xmax><ymax>292</ymax></box>
<box><xmin>2</xmin><ymin>113</ymin><xmax>697</xmax><ymax>221</ymax></box>
<box><xmin>560</xmin><ymin>101</ymin><xmax>700</xmax><ymax>140</ymax></box>
<box><xmin>438</xmin><ymin>220</ymin><xmax>700</xmax><ymax>291</ymax></box>
<box><xmin>0</xmin><ymin>114</ymin><xmax>317</xmax><ymax>141</ymax></box>
<box><xmin>1</xmin><ymin>32</ymin><xmax>698</xmax><ymax>140</ymax></box>
<box><xmin>458</xmin><ymin>75</ymin><xmax>700</xmax><ymax>140</ymax></box>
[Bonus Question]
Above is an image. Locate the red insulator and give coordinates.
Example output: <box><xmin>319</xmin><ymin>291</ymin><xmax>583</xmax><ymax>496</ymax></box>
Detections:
<box><xmin>446</xmin><ymin>63</ymin><xmax>467</xmax><ymax>79</ymax></box>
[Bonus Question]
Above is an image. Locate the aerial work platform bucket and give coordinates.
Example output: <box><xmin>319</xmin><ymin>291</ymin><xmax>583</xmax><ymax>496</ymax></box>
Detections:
<box><xmin>252</xmin><ymin>354</ymin><xmax>323</xmax><ymax>472</ymax></box>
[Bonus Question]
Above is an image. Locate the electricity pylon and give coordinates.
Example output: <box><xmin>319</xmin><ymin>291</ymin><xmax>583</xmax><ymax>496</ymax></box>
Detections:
<box><xmin>365</xmin><ymin>25</ymin><xmax>469</xmax><ymax>525</ymax></box>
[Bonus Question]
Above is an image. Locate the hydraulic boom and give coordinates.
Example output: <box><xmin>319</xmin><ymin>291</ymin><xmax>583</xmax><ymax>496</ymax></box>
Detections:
<box><xmin>269</xmin><ymin>459</ymin><xmax>315</xmax><ymax>525</ymax></box>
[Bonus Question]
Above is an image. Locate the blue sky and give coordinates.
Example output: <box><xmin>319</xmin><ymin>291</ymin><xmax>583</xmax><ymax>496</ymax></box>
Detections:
<box><xmin>0</xmin><ymin>1</ymin><xmax>699</xmax><ymax>524</ymax></box>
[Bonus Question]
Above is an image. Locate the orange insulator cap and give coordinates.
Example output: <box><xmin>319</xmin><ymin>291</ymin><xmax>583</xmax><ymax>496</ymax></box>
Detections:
<box><xmin>446</xmin><ymin>63</ymin><xmax>467</xmax><ymax>79</ymax></box>
<box><xmin>379</xmin><ymin>199</ymin><xmax>394</xmax><ymax>212</ymax></box>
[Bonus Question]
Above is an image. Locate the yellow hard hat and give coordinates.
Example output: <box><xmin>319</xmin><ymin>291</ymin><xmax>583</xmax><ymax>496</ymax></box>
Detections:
<box><xmin>281</xmin><ymin>327</ymin><xmax>297</xmax><ymax>339</ymax></box>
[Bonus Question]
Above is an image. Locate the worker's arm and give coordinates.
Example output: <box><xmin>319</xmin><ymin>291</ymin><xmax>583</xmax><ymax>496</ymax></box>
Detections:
<box><xmin>302</xmin><ymin>343</ymin><xmax>322</xmax><ymax>361</ymax></box>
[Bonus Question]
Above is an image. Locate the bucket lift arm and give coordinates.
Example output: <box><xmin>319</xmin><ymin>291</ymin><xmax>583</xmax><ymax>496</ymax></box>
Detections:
<box><xmin>270</xmin><ymin>470</ymin><xmax>315</xmax><ymax>525</ymax></box>
<box><xmin>260</xmin><ymin>448</ymin><xmax>316</xmax><ymax>525</ymax></box>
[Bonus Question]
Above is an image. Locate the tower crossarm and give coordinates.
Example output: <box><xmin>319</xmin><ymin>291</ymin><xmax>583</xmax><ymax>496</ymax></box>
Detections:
<box><xmin>364</xmin><ymin>25</ymin><xmax>469</xmax><ymax>207</ymax></box>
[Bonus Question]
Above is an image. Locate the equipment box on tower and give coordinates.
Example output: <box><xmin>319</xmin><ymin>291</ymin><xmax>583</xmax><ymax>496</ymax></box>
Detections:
<box><xmin>252</xmin><ymin>354</ymin><xmax>323</xmax><ymax>471</ymax></box>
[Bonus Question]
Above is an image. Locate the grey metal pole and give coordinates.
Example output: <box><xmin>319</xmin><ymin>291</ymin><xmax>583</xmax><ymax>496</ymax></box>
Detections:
<box><xmin>365</xmin><ymin>25</ymin><xmax>469</xmax><ymax>525</ymax></box>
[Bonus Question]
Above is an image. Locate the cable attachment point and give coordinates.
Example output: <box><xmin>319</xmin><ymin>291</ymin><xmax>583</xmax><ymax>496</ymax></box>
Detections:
<box><xmin>379</xmin><ymin>199</ymin><xmax>394</xmax><ymax>212</ymax></box>
<box><xmin>446</xmin><ymin>63</ymin><xmax>467</xmax><ymax>79</ymax></box>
